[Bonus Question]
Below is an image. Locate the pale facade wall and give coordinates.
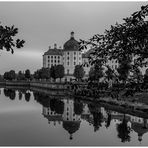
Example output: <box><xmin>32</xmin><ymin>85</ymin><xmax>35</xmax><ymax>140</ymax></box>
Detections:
<box><xmin>43</xmin><ymin>54</ymin><xmax>63</xmax><ymax>68</ymax></box>
<box><xmin>63</xmin><ymin>51</ymin><xmax>82</xmax><ymax>75</ymax></box>
<box><xmin>63</xmin><ymin>99</ymin><xmax>81</xmax><ymax>121</ymax></box>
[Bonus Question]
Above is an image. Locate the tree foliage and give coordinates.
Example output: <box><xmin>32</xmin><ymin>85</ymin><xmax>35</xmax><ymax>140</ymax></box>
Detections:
<box><xmin>0</xmin><ymin>23</ymin><xmax>25</xmax><ymax>54</ymax></box>
<box><xmin>89</xmin><ymin>59</ymin><xmax>104</xmax><ymax>82</ymax></box>
<box><xmin>17</xmin><ymin>71</ymin><xmax>25</xmax><ymax>80</ymax></box>
<box><xmin>55</xmin><ymin>65</ymin><xmax>65</xmax><ymax>81</ymax></box>
<box><xmin>79</xmin><ymin>4</ymin><xmax>148</xmax><ymax>83</ymax></box>
<box><xmin>25</xmin><ymin>69</ymin><xmax>31</xmax><ymax>80</ymax></box>
<box><xmin>73</xmin><ymin>65</ymin><xmax>85</xmax><ymax>81</ymax></box>
<box><xmin>4</xmin><ymin>70</ymin><xmax>16</xmax><ymax>80</ymax></box>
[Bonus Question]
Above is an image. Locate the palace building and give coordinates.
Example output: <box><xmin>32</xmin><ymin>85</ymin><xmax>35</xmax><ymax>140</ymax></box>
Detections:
<box><xmin>43</xmin><ymin>32</ymin><xmax>119</xmax><ymax>81</ymax></box>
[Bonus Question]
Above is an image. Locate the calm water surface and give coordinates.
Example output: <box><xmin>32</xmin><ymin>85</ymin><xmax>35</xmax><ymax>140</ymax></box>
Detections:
<box><xmin>0</xmin><ymin>87</ymin><xmax>148</xmax><ymax>146</ymax></box>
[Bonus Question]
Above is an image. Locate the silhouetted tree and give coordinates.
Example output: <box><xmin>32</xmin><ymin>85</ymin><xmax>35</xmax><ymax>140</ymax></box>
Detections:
<box><xmin>0</xmin><ymin>23</ymin><xmax>25</xmax><ymax>54</ymax></box>
<box><xmin>4</xmin><ymin>70</ymin><xmax>16</xmax><ymax>80</ymax></box>
<box><xmin>17</xmin><ymin>71</ymin><xmax>25</xmax><ymax>80</ymax></box>
<box><xmin>79</xmin><ymin>4</ymin><xmax>148</xmax><ymax>84</ymax></box>
<box><xmin>25</xmin><ymin>69</ymin><xmax>31</xmax><ymax>80</ymax></box>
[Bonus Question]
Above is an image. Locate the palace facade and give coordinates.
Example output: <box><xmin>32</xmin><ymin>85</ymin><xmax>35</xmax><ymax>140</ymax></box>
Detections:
<box><xmin>42</xmin><ymin>32</ymin><xmax>119</xmax><ymax>81</ymax></box>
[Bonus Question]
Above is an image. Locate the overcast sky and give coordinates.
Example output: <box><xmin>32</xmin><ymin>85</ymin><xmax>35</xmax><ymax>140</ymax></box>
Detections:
<box><xmin>0</xmin><ymin>1</ymin><xmax>147</xmax><ymax>74</ymax></box>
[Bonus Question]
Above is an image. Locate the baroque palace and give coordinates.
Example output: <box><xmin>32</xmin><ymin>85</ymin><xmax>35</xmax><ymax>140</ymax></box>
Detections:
<box><xmin>43</xmin><ymin>32</ymin><xmax>119</xmax><ymax>81</ymax></box>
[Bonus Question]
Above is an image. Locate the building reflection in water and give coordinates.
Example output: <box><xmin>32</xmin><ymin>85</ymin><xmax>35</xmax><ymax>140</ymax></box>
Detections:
<box><xmin>42</xmin><ymin>98</ymin><xmax>81</xmax><ymax>140</ymax></box>
<box><xmin>3</xmin><ymin>88</ymin><xmax>148</xmax><ymax>143</ymax></box>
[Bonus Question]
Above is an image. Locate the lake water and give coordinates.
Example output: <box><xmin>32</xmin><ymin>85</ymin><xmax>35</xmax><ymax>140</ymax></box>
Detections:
<box><xmin>0</xmin><ymin>87</ymin><xmax>148</xmax><ymax>146</ymax></box>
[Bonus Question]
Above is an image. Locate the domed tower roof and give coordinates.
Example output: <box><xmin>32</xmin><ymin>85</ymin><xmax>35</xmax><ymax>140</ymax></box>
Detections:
<box><xmin>63</xmin><ymin>121</ymin><xmax>81</xmax><ymax>140</ymax></box>
<box><xmin>63</xmin><ymin>32</ymin><xmax>80</xmax><ymax>51</ymax></box>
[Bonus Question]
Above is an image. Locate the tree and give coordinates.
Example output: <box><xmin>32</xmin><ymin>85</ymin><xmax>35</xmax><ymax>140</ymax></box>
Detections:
<box><xmin>39</xmin><ymin>67</ymin><xmax>50</xmax><ymax>79</ymax></box>
<box><xmin>17</xmin><ymin>71</ymin><xmax>25</xmax><ymax>80</ymax></box>
<box><xmin>25</xmin><ymin>69</ymin><xmax>31</xmax><ymax>80</ymax></box>
<box><xmin>73</xmin><ymin>65</ymin><xmax>85</xmax><ymax>81</ymax></box>
<box><xmin>50</xmin><ymin>66</ymin><xmax>56</xmax><ymax>81</ymax></box>
<box><xmin>79</xmin><ymin>4</ymin><xmax>148</xmax><ymax>84</ymax></box>
<box><xmin>89</xmin><ymin>60</ymin><xmax>104</xmax><ymax>82</ymax></box>
<box><xmin>105</xmin><ymin>65</ymin><xmax>115</xmax><ymax>81</ymax></box>
<box><xmin>33</xmin><ymin>70</ymin><xmax>40</xmax><ymax>80</ymax></box>
<box><xmin>0</xmin><ymin>23</ymin><xmax>25</xmax><ymax>54</ymax></box>
<box><xmin>55</xmin><ymin>65</ymin><xmax>65</xmax><ymax>82</ymax></box>
<box><xmin>117</xmin><ymin>61</ymin><xmax>131</xmax><ymax>84</ymax></box>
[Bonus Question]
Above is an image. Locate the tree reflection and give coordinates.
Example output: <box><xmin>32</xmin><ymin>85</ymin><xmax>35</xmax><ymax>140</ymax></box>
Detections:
<box><xmin>3</xmin><ymin>88</ymin><xmax>16</xmax><ymax>100</ymax></box>
<box><xmin>74</xmin><ymin>100</ymin><xmax>83</xmax><ymax>115</ymax></box>
<box><xmin>25</xmin><ymin>92</ymin><xmax>31</xmax><ymax>102</ymax></box>
<box><xmin>50</xmin><ymin>99</ymin><xmax>64</xmax><ymax>114</ymax></box>
<box><xmin>88</xmin><ymin>103</ymin><xmax>103</xmax><ymax>132</ymax></box>
<box><xmin>33</xmin><ymin>92</ymin><xmax>50</xmax><ymax>107</ymax></box>
<box><xmin>18</xmin><ymin>91</ymin><xmax>23</xmax><ymax>100</ymax></box>
<box><xmin>116</xmin><ymin>114</ymin><xmax>131</xmax><ymax>143</ymax></box>
<box><xmin>105</xmin><ymin>112</ymin><xmax>112</xmax><ymax>128</ymax></box>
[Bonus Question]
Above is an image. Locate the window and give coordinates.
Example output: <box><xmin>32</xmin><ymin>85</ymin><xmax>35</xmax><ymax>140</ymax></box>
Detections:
<box><xmin>51</xmin><ymin>60</ymin><xmax>53</xmax><ymax>63</ymax></box>
<box><xmin>67</xmin><ymin>57</ymin><xmax>69</xmax><ymax>60</ymax></box>
<box><xmin>67</xmin><ymin>52</ymin><xmax>69</xmax><ymax>55</ymax></box>
<box><xmin>74</xmin><ymin>62</ymin><xmax>76</xmax><ymax>65</ymax></box>
<box><xmin>58</xmin><ymin>56</ymin><xmax>60</xmax><ymax>59</ymax></box>
<box><xmin>51</xmin><ymin>56</ymin><xmax>53</xmax><ymax>58</ymax></box>
<box><xmin>58</xmin><ymin>60</ymin><xmax>60</xmax><ymax>63</ymax></box>
<box><xmin>48</xmin><ymin>56</ymin><xmax>50</xmax><ymax>59</ymax></box>
<box><xmin>55</xmin><ymin>56</ymin><xmax>57</xmax><ymax>59</ymax></box>
<box><xmin>79</xmin><ymin>57</ymin><xmax>81</xmax><ymax>60</ymax></box>
<box><xmin>74</xmin><ymin>57</ymin><xmax>76</xmax><ymax>60</ymax></box>
<box><xmin>74</xmin><ymin>52</ymin><xmax>76</xmax><ymax>55</ymax></box>
<box><xmin>67</xmin><ymin>69</ymin><xmax>69</xmax><ymax>74</ymax></box>
<box><xmin>55</xmin><ymin>60</ymin><xmax>56</xmax><ymax>63</ymax></box>
<box><xmin>67</xmin><ymin>62</ymin><xmax>69</xmax><ymax>66</ymax></box>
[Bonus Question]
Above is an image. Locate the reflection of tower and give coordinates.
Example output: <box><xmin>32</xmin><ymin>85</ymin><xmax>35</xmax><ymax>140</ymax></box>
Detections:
<box><xmin>62</xmin><ymin>99</ymin><xmax>81</xmax><ymax>140</ymax></box>
<box><xmin>131</xmin><ymin>116</ymin><xmax>148</xmax><ymax>143</ymax></box>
